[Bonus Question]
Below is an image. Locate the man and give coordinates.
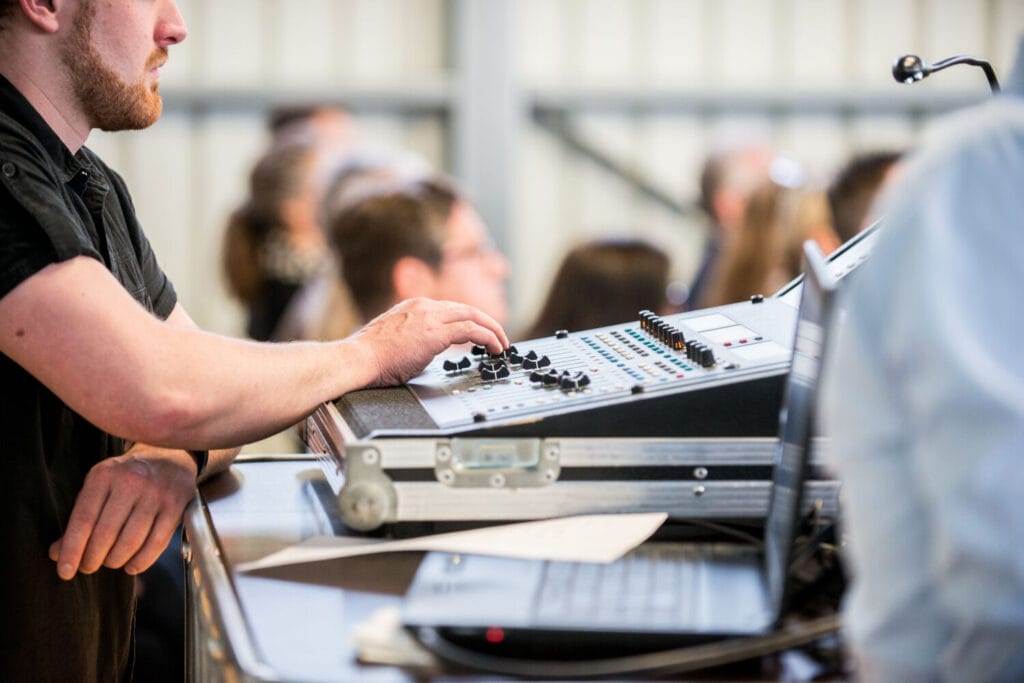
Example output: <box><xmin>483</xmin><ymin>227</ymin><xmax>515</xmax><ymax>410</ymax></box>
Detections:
<box><xmin>821</xmin><ymin>38</ymin><xmax>1024</xmax><ymax>681</ymax></box>
<box><xmin>0</xmin><ymin>1</ymin><xmax>507</xmax><ymax>680</ymax></box>
<box><xmin>328</xmin><ymin>176</ymin><xmax>510</xmax><ymax>326</ymax></box>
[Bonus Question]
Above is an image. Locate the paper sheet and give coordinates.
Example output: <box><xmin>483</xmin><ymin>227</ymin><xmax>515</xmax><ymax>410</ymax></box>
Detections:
<box><xmin>237</xmin><ymin>512</ymin><xmax>668</xmax><ymax>572</ymax></box>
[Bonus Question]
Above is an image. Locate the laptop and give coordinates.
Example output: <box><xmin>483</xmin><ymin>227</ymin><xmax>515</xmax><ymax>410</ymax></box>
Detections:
<box><xmin>401</xmin><ymin>240</ymin><xmax>839</xmax><ymax>656</ymax></box>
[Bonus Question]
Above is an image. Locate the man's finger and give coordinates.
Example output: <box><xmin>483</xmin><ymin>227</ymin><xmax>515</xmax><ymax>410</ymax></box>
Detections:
<box><xmin>102</xmin><ymin>501</ymin><xmax>159</xmax><ymax>570</ymax></box>
<box><xmin>55</xmin><ymin>475</ymin><xmax>116</xmax><ymax>580</ymax></box>
<box><xmin>124</xmin><ymin>511</ymin><xmax>181</xmax><ymax>576</ymax></box>
<box><xmin>74</xmin><ymin>493</ymin><xmax>136</xmax><ymax>575</ymax></box>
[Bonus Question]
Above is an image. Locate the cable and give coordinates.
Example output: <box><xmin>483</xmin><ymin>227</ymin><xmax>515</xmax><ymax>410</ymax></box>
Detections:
<box><xmin>413</xmin><ymin>613</ymin><xmax>841</xmax><ymax>679</ymax></box>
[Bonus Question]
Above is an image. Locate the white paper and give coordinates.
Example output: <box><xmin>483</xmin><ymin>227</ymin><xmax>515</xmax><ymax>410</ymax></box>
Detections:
<box><xmin>237</xmin><ymin>512</ymin><xmax>668</xmax><ymax>572</ymax></box>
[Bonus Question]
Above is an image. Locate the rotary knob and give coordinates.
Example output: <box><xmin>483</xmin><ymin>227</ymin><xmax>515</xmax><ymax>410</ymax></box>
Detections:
<box><xmin>479</xmin><ymin>360</ymin><xmax>509</xmax><ymax>381</ymax></box>
<box><xmin>560</xmin><ymin>371</ymin><xmax>591</xmax><ymax>391</ymax></box>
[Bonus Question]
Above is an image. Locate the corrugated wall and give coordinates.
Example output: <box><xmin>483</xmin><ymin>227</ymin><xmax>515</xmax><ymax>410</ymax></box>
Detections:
<box><xmin>85</xmin><ymin>0</ymin><xmax>1023</xmax><ymax>339</ymax></box>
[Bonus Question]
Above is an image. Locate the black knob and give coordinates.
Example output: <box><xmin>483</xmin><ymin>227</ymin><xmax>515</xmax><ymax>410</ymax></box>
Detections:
<box><xmin>537</xmin><ymin>355</ymin><xmax>551</xmax><ymax>368</ymax></box>
<box><xmin>560</xmin><ymin>371</ymin><xmax>591</xmax><ymax>391</ymax></box>
<box><xmin>472</xmin><ymin>412</ymin><xmax>486</xmax><ymax>423</ymax></box>
<box><xmin>700</xmin><ymin>347</ymin><xmax>715</xmax><ymax>367</ymax></box>
<box><xmin>529</xmin><ymin>371</ymin><xmax>545</xmax><ymax>383</ymax></box>
<box><xmin>457</xmin><ymin>356</ymin><xmax>471</xmax><ymax>370</ymax></box>
<box><xmin>542</xmin><ymin>370</ymin><xmax>561</xmax><ymax>385</ymax></box>
<box><xmin>555</xmin><ymin>329</ymin><xmax>569</xmax><ymax>339</ymax></box>
<box><xmin>508</xmin><ymin>351</ymin><xmax>523</xmax><ymax>365</ymax></box>
<box><xmin>508</xmin><ymin>345</ymin><xmax>519</xmax><ymax>355</ymax></box>
<box><xmin>471</xmin><ymin>344</ymin><xmax>487</xmax><ymax>355</ymax></box>
<box><xmin>525</xmin><ymin>350</ymin><xmax>538</xmax><ymax>360</ymax></box>
<box><xmin>479</xmin><ymin>360</ymin><xmax>507</xmax><ymax>381</ymax></box>
<box><xmin>522</xmin><ymin>357</ymin><xmax>538</xmax><ymax>370</ymax></box>
<box><xmin>750</xmin><ymin>294</ymin><xmax>764</xmax><ymax>303</ymax></box>
<box><xmin>670</xmin><ymin>330</ymin><xmax>685</xmax><ymax>350</ymax></box>
<box><xmin>442</xmin><ymin>359</ymin><xmax>458</xmax><ymax>372</ymax></box>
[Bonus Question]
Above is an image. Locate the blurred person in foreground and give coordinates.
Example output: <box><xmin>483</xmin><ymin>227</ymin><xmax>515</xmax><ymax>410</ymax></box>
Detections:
<box><xmin>0</xmin><ymin>1</ymin><xmax>507</xmax><ymax>680</ymax></box>
<box><xmin>327</xmin><ymin>176</ymin><xmax>510</xmax><ymax>328</ymax></box>
<box><xmin>821</xmin><ymin>37</ymin><xmax>1024</xmax><ymax>681</ymax></box>
<box><xmin>524</xmin><ymin>238</ymin><xmax>671</xmax><ymax>339</ymax></box>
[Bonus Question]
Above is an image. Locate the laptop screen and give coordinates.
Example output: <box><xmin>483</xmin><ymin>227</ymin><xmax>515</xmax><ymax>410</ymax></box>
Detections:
<box><xmin>763</xmin><ymin>240</ymin><xmax>839</xmax><ymax>616</ymax></box>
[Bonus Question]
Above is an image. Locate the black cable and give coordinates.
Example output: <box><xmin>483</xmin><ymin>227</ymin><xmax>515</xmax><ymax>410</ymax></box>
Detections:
<box><xmin>412</xmin><ymin>614</ymin><xmax>841</xmax><ymax>679</ymax></box>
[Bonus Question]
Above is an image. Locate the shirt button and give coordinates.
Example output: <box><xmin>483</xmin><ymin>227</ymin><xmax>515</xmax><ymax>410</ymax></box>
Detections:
<box><xmin>1</xmin><ymin>162</ymin><xmax>15</xmax><ymax>178</ymax></box>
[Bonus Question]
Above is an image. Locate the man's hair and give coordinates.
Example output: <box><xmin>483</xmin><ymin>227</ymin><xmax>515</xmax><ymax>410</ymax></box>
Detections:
<box><xmin>526</xmin><ymin>239</ymin><xmax>670</xmax><ymax>339</ymax></box>
<box><xmin>328</xmin><ymin>176</ymin><xmax>459</xmax><ymax>318</ymax></box>
<box><xmin>827</xmin><ymin>150</ymin><xmax>903</xmax><ymax>242</ymax></box>
<box><xmin>0</xmin><ymin>0</ymin><xmax>19</xmax><ymax>34</ymax></box>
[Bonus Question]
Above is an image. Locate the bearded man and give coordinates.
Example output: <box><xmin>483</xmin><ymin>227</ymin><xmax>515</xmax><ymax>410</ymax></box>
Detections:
<box><xmin>0</xmin><ymin>1</ymin><xmax>507</xmax><ymax>680</ymax></box>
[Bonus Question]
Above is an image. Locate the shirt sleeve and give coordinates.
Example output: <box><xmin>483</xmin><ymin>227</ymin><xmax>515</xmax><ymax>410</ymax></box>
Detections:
<box><xmin>0</xmin><ymin>180</ymin><xmax>60</xmax><ymax>301</ymax></box>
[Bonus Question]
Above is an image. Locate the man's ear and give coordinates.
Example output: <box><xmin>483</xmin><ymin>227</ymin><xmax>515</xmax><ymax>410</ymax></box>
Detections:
<box><xmin>18</xmin><ymin>0</ymin><xmax>64</xmax><ymax>33</ymax></box>
<box><xmin>391</xmin><ymin>256</ymin><xmax>437</xmax><ymax>301</ymax></box>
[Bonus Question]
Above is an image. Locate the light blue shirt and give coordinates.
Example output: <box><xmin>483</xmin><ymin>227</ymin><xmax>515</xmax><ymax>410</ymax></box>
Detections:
<box><xmin>822</xmin><ymin>37</ymin><xmax>1024</xmax><ymax>681</ymax></box>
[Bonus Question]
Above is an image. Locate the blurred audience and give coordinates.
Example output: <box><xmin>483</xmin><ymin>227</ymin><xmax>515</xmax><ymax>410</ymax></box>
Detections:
<box><xmin>524</xmin><ymin>238</ymin><xmax>671</xmax><ymax>339</ymax></box>
<box><xmin>701</xmin><ymin>180</ymin><xmax>839</xmax><ymax>307</ymax></box>
<box><xmin>221</xmin><ymin>139</ymin><xmax>333</xmax><ymax>340</ymax></box>
<box><xmin>827</xmin><ymin>150</ymin><xmax>904</xmax><ymax>243</ymax></box>
<box><xmin>327</xmin><ymin>176</ymin><xmax>509</xmax><ymax>326</ymax></box>
<box><xmin>688</xmin><ymin>143</ymin><xmax>777</xmax><ymax>309</ymax></box>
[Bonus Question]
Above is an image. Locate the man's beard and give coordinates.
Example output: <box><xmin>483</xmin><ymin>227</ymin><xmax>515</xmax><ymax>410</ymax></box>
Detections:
<box><xmin>60</xmin><ymin>4</ymin><xmax>166</xmax><ymax>132</ymax></box>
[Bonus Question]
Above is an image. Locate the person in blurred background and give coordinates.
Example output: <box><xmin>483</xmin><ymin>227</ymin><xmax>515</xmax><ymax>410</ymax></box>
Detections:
<box><xmin>267</xmin><ymin>102</ymin><xmax>352</xmax><ymax>155</ymax></box>
<box><xmin>327</xmin><ymin>175</ymin><xmax>509</xmax><ymax>327</ymax></box>
<box><xmin>826</xmin><ymin>149</ymin><xmax>904</xmax><ymax>244</ymax></box>
<box><xmin>687</xmin><ymin>143</ymin><xmax>777</xmax><ymax>309</ymax></box>
<box><xmin>221</xmin><ymin>139</ymin><xmax>333</xmax><ymax>340</ymax></box>
<box><xmin>701</xmin><ymin>179</ymin><xmax>838</xmax><ymax>307</ymax></box>
<box><xmin>275</xmin><ymin>147</ymin><xmax>434</xmax><ymax>342</ymax></box>
<box><xmin>524</xmin><ymin>238</ymin><xmax>671</xmax><ymax>339</ymax></box>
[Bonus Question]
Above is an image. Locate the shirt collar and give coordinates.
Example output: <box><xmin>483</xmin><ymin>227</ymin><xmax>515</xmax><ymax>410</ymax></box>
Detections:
<box><xmin>0</xmin><ymin>72</ymin><xmax>85</xmax><ymax>183</ymax></box>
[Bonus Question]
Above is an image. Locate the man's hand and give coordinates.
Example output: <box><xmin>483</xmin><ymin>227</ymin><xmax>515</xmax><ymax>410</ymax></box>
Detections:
<box><xmin>48</xmin><ymin>443</ymin><xmax>199</xmax><ymax>580</ymax></box>
<box><xmin>346</xmin><ymin>297</ymin><xmax>509</xmax><ymax>387</ymax></box>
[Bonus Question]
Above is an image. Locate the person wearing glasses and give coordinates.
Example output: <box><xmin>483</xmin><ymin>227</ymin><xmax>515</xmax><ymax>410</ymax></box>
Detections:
<box><xmin>325</xmin><ymin>175</ymin><xmax>510</xmax><ymax>328</ymax></box>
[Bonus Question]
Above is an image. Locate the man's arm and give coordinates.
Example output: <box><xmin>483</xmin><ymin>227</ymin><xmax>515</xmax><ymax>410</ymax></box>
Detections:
<box><xmin>0</xmin><ymin>255</ymin><xmax>507</xmax><ymax>451</ymax></box>
<box><xmin>163</xmin><ymin>301</ymin><xmax>243</xmax><ymax>479</ymax></box>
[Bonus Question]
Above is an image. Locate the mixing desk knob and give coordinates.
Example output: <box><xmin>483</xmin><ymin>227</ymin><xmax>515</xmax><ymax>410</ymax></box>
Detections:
<box><xmin>525</xmin><ymin>350</ymin><xmax>539</xmax><ymax>360</ymax></box>
<box><xmin>479</xmin><ymin>360</ymin><xmax>508</xmax><ymax>381</ymax></box>
<box><xmin>699</xmin><ymin>347</ymin><xmax>715</xmax><ymax>367</ymax></box>
<box><xmin>471</xmin><ymin>344</ymin><xmax>487</xmax><ymax>356</ymax></box>
<box><xmin>542</xmin><ymin>370</ymin><xmax>561</xmax><ymax>385</ymax></box>
<box><xmin>442</xmin><ymin>359</ymin><xmax>457</xmax><ymax>372</ymax></box>
<box><xmin>529</xmin><ymin>371</ymin><xmax>545</xmax><ymax>384</ymax></box>
<box><xmin>560</xmin><ymin>371</ymin><xmax>591</xmax><ymax>391</ymax></box>
<box><xmin>457</xmin><ymin>356</ymin><xmax>472</xmax><ymax>370</ymax></box>
<box><xmin>522</xmin><ymin>357</ymin><xmax>538</xmax><ymax>370</ymax></box>
<box><xmin>508</xmin><ymin>351</ymin><xmax>523</xmax><ymax>365</ymax></box>
<box><xmin>555</xmin><ymin>329</ymin><xmax>569</xmax><ymax>339</ymax></box>
<box><xmin>537</xmin><ymin>355</ymin><xmax>551</xmax><ymax>368</ymax></box>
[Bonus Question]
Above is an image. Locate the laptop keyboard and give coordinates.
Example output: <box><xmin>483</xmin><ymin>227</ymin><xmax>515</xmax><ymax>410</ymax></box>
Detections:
<box><xmin>531</xmin><ymin>543</ymin><xmax>718</xmax><ymax>629</ymax></box>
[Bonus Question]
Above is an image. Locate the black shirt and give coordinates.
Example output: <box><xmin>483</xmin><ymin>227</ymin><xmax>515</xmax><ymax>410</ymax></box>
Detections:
<box><xmin>0</xmin><ymin>74</ymin><xmax>177</xmax><ymax>682</ymax></box>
